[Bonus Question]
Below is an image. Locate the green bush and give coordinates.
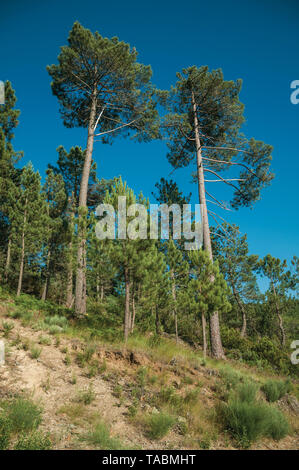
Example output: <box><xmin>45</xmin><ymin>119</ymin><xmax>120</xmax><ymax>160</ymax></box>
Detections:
<box><xmin>8</xmin><ymin>398</ymin><xmax>42</xmax><ymax>433</ymax></box>
<box><xmin>217</xmin><ymin>400</ymin><xmax>289</xmax><ymax>448</ymax></box>
<box><xmin>265</xmin><ymin>406</ymin><xmax>289</xmax><ymax>440</ymax></box>
<box><xmin>76</xmin><ymin>386</ymin><xmax>95</xmax><ymax>405</ymax></box>
<box><xmin>14</xmin><ymin>431</ymin><xmax>52</xmax><ymax>450</ymax></box>
<box><xmin>30</xmin><ymin>345</ymin><xmax>42</xmax><ymax>359</ymax></box>
<box><xmin>2</xmin><ymin>321</ymin><xmax>14</xmax><ymax>337</ymax></box>
<box><xmin>146</xmin><ymin>412</ymin><xmax>176</xmax><ymax>439</ymax></box>
<box><xmin>48</xmin><ymin>325</ymin><xmax>63</xmax><ymax>335</ymax></box>
<box><xmin>0</xmin><ymin>415</ymin><xmax>11</xmax><ymax>450</ymax></box>
<box><xmin>38</xmin><ymin>335</ymin><xmax>51</xmax><ymax>345</ymax></box>
<box><xmin>262</xmin><ymin>380</ymin><xmax>291</xmax><ymax>402</ymax></box>
<box><xmin>81</xmin><ymin>421</ymin><xmax>123</xmax><ymax>449</ymax></box>
<box><xmin>235</xmin><ymin>382</ymin><xmax>258</xmax><ymax>404</ymax></box>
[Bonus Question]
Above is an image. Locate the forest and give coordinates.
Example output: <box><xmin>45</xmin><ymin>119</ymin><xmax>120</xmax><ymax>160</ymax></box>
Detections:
<box><xmin>0</xmin><ymin>21</ymin><xmax>298</xmax><ymax>451</ymax></box>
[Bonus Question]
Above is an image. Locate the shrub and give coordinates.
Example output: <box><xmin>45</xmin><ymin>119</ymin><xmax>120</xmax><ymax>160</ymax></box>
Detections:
<box><xmin>264</xmin><ymin>406</ymin><xmax>289</xmax><ymax>440</ymax></box>
<box><xmin>30</xmin><ymin>345</ymin><xmax>42</xmax><ymax>359</ymax></box>
<box><xmin>235</xmin><ymin>382</ymin><xmax>258</xmax><ymax>404</ymax></box>
<box><xmin>0</xmin><ymin>414</ymin><xmax>11</xmax><ymax>450</ymax></box>
<box><xmin>14</xmin><ymin>431</ymin><xmax>52</xmax><ymax>450</ymax></box>
<box><xmin>217</xmin><ymin>400</ymin><xmax>289</xmax><ymax>448</ymax></box>
<box><xmin>2</xmin><ymin>321</ymin><xmax>14</xmax><ymax>337</ymax></box>
<box><xmin>45</xmin><ymin>315</ymin><xmax>68</xmax><ymax>329</ymax></box>
<box><xmin>81</xmin><ymin>421</ymin><xmax>123</xmax><ymax>449</ymax></box>
<box><xmin>146</xmin><ymin>412</ymin><xmax>176</xmax><ymax>439</ymax></box>
<box><xmin>48</xmin><ymin>325</ymin><xmax>63</xmax><ymax>335</ymax></box>
<box><xmin>76</xmin><ymin>386</ymin><xmax>95</xmax><ymax>405</ymax></box>
<box><xmin>8</xmin><ymin>398</ymin><xmax>42</xmax><ymax>433</ymax></box>
<box><xmin>38</xmin><ymin>335</ymin><xmax>51</xmax><ymax>345</ymax></box>
<box><xmin>262</xmin><ymin>380</ymin><xmax>291</xmax><ymax>403</ymax></box>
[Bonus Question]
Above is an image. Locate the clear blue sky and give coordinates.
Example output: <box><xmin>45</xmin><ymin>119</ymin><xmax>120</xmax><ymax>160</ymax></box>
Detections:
<box><xmin>1</xmin><ymin>0</ymin><xmax>298</xmax><ymax>266</ymax></box>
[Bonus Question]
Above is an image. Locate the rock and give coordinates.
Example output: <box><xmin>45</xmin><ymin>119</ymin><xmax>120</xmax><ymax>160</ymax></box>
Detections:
<box><xmin>278</xmin><ymin>393</ymin><xmax>299</xmax><ymax>415</ymax></box>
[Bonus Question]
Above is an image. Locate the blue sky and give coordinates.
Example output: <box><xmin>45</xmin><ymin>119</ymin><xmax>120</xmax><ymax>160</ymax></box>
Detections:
<box><xmin>1</xmin><ymin>0</ymin><xmax>298</xmax><ymax>267</ymax></box>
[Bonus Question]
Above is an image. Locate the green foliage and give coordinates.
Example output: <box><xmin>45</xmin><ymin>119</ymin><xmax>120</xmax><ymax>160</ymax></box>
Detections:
<box><xmin>14</xmin><ymin>431</ymin><xmax>52</xmax><ymax>450</ymax></box>
<box><xmin>235</xmin><ymin>382</ymin><xmax>258</xmax><ymax>404</ymax></box>
<box><xmin>76</xmin><ymin>386</ymin><xmax>95</xmax><ymax>405</ymax></box>
<box><xmin>2</xmin><ymin>320</ymin><xmax>14</xmax><ymax>337</ymax></box>
<box><xmin>262</xmin><ymin>380</ymin><xmax>292</xmax><ymax>403</ymax></box>
<box><xmin>38</xmin><ymin>335</ymin><xmax>51</xmax><ymax>345</ymax></box>
<box><xmin>0</xmin><ymin>414</ymin><xmax>12</xmax><ymax>450</ymax></box>
<box><xmin>217</xmin><ymin>400</ymin><xmax>289</xmax><ymax>448</ymax></box>
<box><xmin>30</xmin><ymin>345</ymin><xmax>42</xmax><ymax>359</ymax></box>
<box><xmin>146</xmin><ymin>412</ymin><xmax>176</xmax><ymax>439</ymax></box>
<box><xmin>81</xmin><ymin>421</ymin><xmax>123</xmax><ymax>450</ymax></box>
<box><xmin>7</xmin><ymin>398</ymin><xmax>42</xmax><ymax>433</ymax></box>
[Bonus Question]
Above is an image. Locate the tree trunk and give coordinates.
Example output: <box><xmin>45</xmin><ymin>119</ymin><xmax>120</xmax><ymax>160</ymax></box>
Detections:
<box><xmin>155</xmin><ymin>306</ymin><xmax>161</xmax><ymax>335</ymax></box>
<box><xmin>41</xmin><ymin>249</ymin><xmax>51</xmax><ymax>301</ymax></box>
<box><xmin>17</xmin><ymin>200</ymin><xmax>27</xmax><ymax>297</ymax></box>
<box><xmin>75</xmin><ymin>87</ymin><xmax>98</xmax><ymax>317</ymax></box>
<box><xmin>202</xmin><ymin>312</ymin><xmax>207</xmax><ymax>360</ymax></box>
<box><xmin>66</xmin><ymin>258</ymin><xmax>73</xmax><ymax>308</ymax></box>
<box><xmin>192</xmin><ymin>91</ymin><xmax>225</xmax><ymax>359</ymax></box>
<box><xmin>272</xmin><ymin>282</ymin><xmax>285</xmax><ymax>346</ymax></box>
<box><xmin>131</xmin><ymin>294</ymin><xmax>136</xmax><ymax>333</ymax></box>
<box><xmin>170</xmin><ymin>269</ymin><xmax>178</xmax><ymax>343</ymax></box>
<box><xmin>66</xmin><ymin>196</ymin><xmax>75</xmax><ymax>308</ymax></box>
<box><xmin>4</xmin><ymin>236</ymin><xmax>11</xmax><ymax>283</ymax></box>
<box><xmin>232</xmin><ymin>284</ymin><xmax>247</xmax><ymax>337</ymax></box>
<box><xmin>124</xmin><ymin>267</ymin><xmax>131</xmax><ymax>344</ymax></box>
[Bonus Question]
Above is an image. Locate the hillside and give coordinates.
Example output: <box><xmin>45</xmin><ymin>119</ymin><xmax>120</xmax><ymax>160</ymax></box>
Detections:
<box><xmin>0</xmin><ymin>293</ymin><xmax>298</xmax><ymax>451</ymax></box>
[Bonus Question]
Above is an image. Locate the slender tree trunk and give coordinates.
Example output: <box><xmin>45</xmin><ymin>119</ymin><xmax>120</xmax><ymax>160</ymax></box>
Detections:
<box><xmin>192</xmin><ymin>91</ymin><xmax>225</xmax><ymax>359</ymax></box>
<box><xmin>41</xmin><ymin>249</ymin><xmax>51</xmax><ymax>301</ymax></box>
<box><xmin>17</xmin><ymin>200</ymin><xmax>27</xmax><ymax>297</ymax></box>
<box><xmin>96</xmin><ymin>275</ymin><xmax>100</xmax><ymax>301</ymax></box>
<box><xmin>232</xmin><ymin>284</ymin><xmax>247</xmax><ymax>337</ymax></box>
<box><xmin>100</xmin><ymin>284</ymin><xmax>104</xmax><ymax>301</ymax></box>
<box><xmin>66</xmin><ymin>259</ymin><xmax>73</xmax><ymax>308</ymax></box>
<box><xmin>131</xmin><ymin>294</ymin><xmax>136</xmax><ymax>333</ymax></box>
<box><xmin>272</xmin><ymin>282</ymin><xmax>285</xmax><ymax>346</ymax></box>
<box><xmin>75</xmin><ymin>86</ymin><xmax>98</xmax><ymax>317</ymax></box>
<box><xmin>124</xmin><ymin>268</ymin><xmax>131</xmax><ymax>344</ymax></box>
<box><xmin>170</xmin><ymin>269</ymin><xmax>178</xmax><ymax>343</ymax></box>
<box><xmin>66</xmin><ymin>198</ymin><xmax>75</xmax><ymax>308</ymax></box>
<box><xmin>4</xmin><ymin>236</ymin><xmax>11</xmax><ymax>283</ymax></box>
<box><xmin>155</xmin><ymin>306</ymin><xmax>161</xmax><ymax>336</ymax></box>
<box><xmin>202</xmin><ymin>312</ymin><xmax>207</xmax><ymax>360</ymax></box>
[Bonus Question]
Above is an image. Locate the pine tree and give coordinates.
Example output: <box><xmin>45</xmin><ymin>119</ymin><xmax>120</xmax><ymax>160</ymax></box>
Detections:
<box><xmin>87</xmin><ymin>213</ymin><xmax>116</xmax><ymax>303</ymax></box>
<box><xmin>166</xmin><ymin>238</ymin><xmax>189</xmax><ymax>342</ymax></box>
<box><xmin>212</xmin><ymin>224</ymin><xmax>260</xmax><ymax>336</ymax></box>
<box><xmin>47</xmin><ymin>21</ymin><xmax>159</xmax><ymax>317</ymax></box>
<box><xmin>10</xmin><ymin>163</ymin><xmax>47</xmax><ymax>296</ymax></box>
<box><xmin>258</xmin><ymin>255</ymin><xmax>295</xmax><ymax>345</ymax></box>
<box><xmin>140</xmin><ymin>245</ymin><xmax>171</xmax><ymax>336</ymax></box>
<box><xmin>161</xmin><ymin>66</ymin><xmax>273</xmax><ymax>358</ymax></box>
<box><xmin>41</xmin><ymin>169</ymin><xmax>67</xmax><ymax>301</ymax></box>
<box><xmin>188</xmin><ymin>249</ymin><xmax>231</xmax><ymax>359</ymax></box>
<box><xmin>0</xmin><ymin>81</ymin><xmax>22</xmax><ymax>282</ymax></box>
<box><xmin>49</xmin><ymin>145</ymin><xmax>97</xmax><ymax>307</ymax></box>
<box><xmin>101</xmin><ymin>177</ymin><xmax>153</xmax><ymax>343</ymax></box>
